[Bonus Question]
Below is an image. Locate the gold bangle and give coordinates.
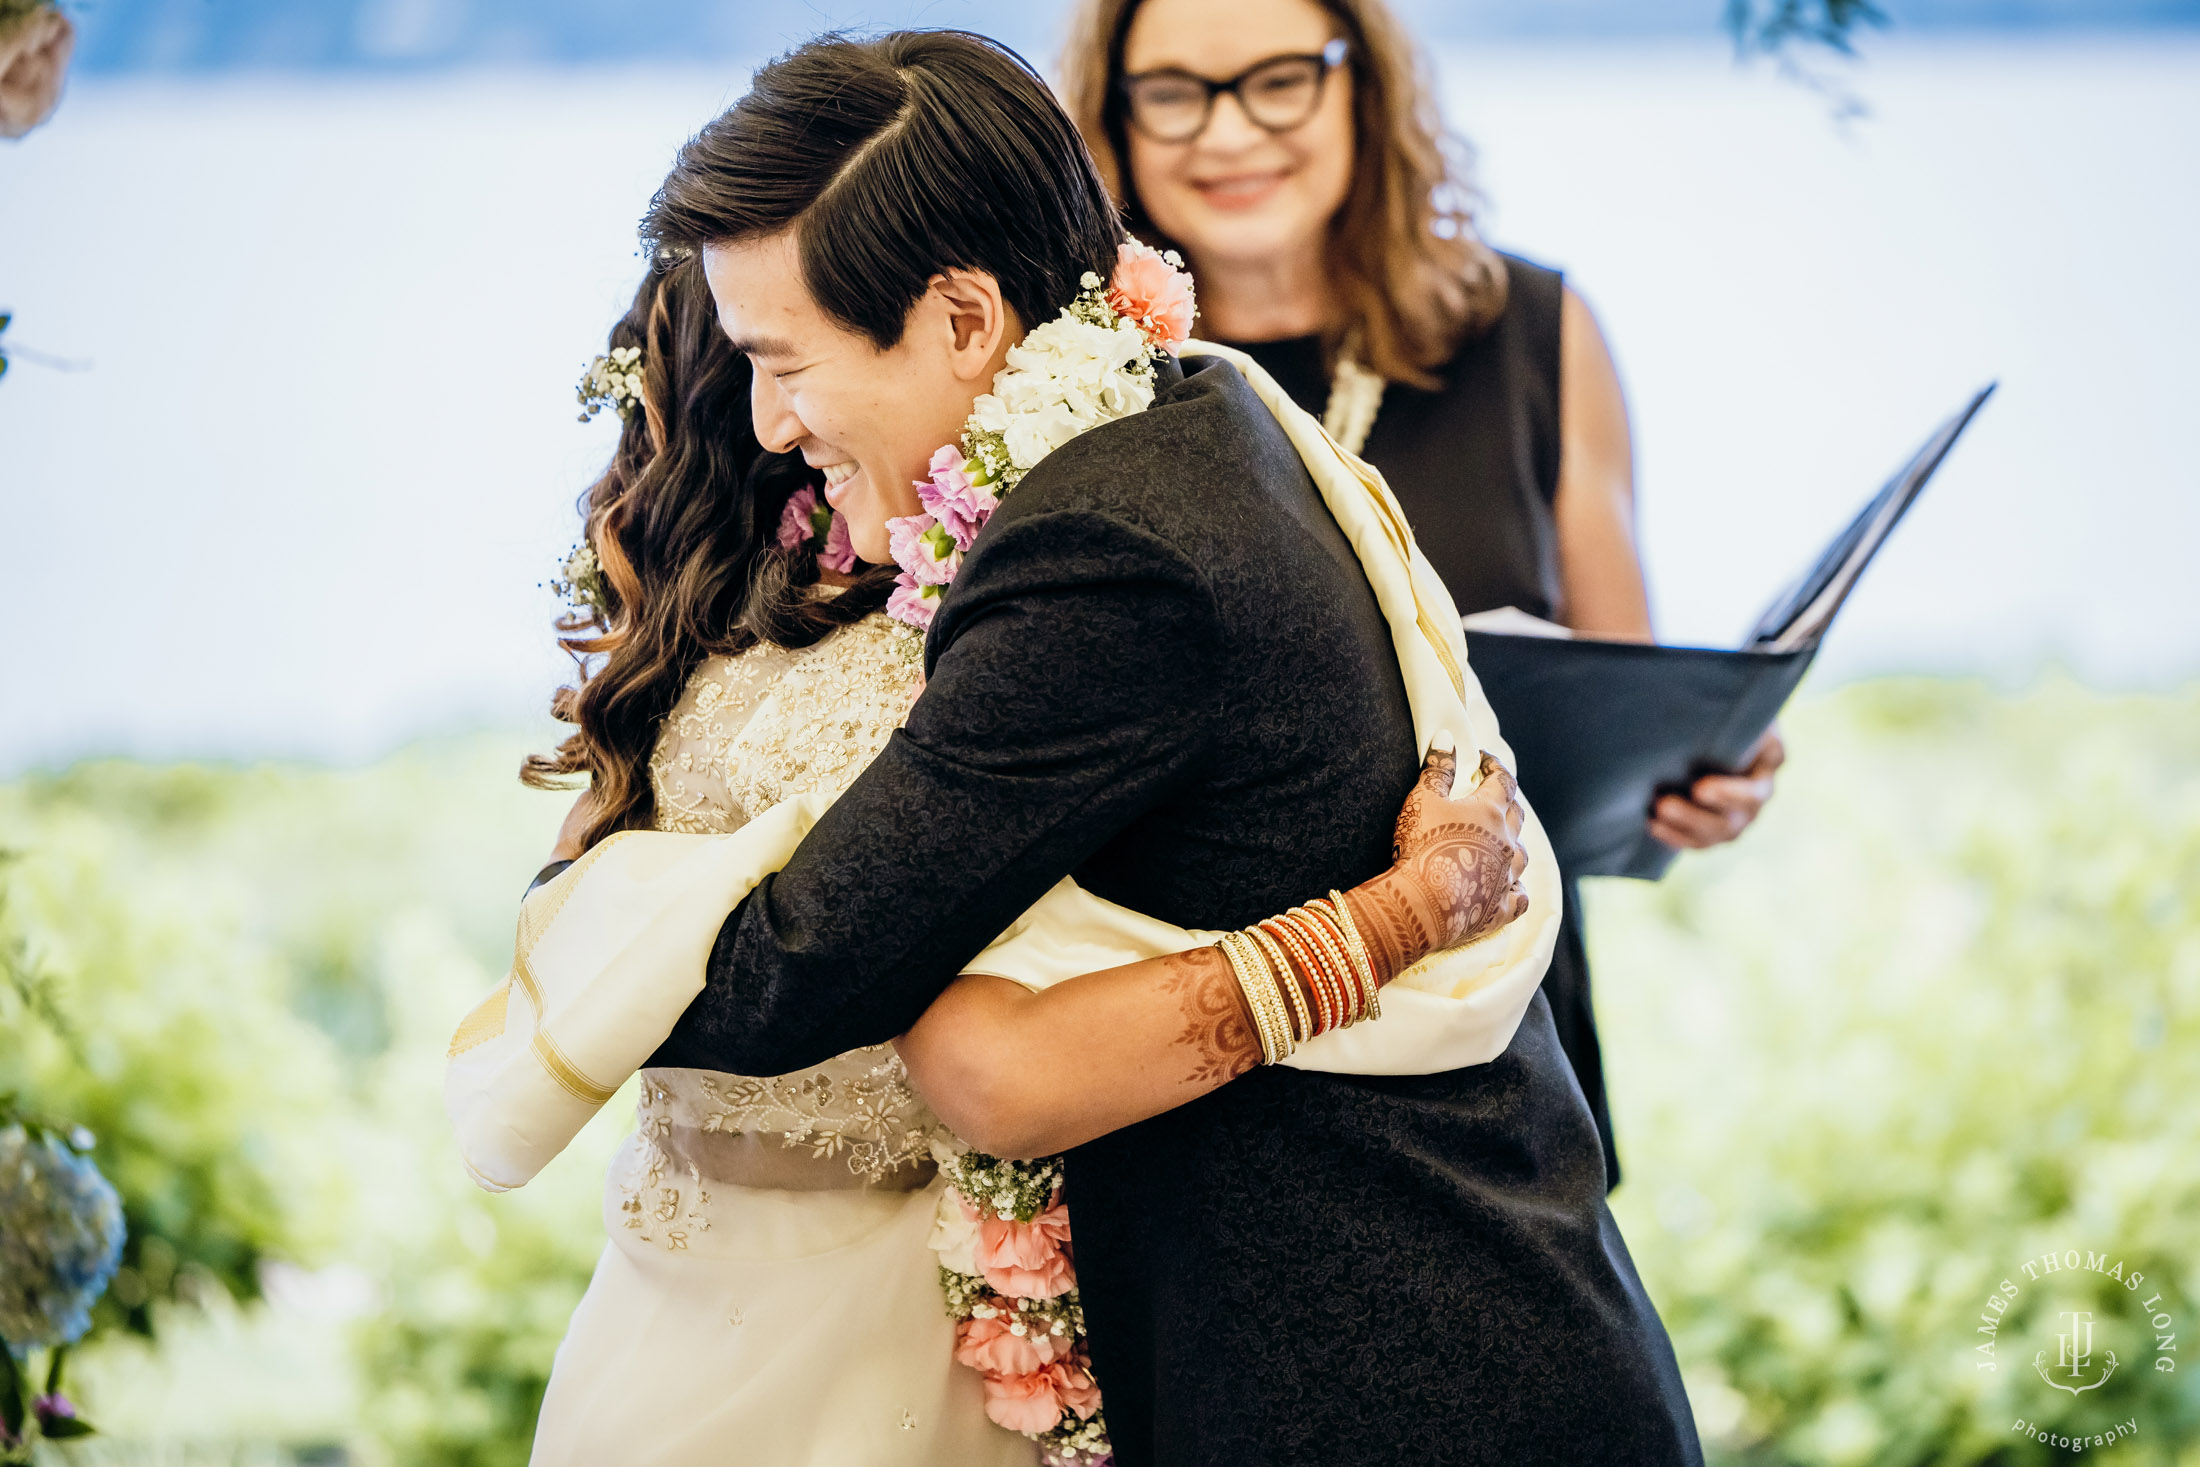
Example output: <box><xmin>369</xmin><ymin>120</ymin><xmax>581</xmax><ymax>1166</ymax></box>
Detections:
<box><xmin>1248</xmin><ymin>924</ymin><xmax>1310</xmax><ymax>1046</ymax></box>
<box><xmin>1215</xmin><ymin>934</ymin><xmax>1272</xmax><ymax>1064</ymax></box>
<box><xmin>1290</xmin><ymin>906</ymin><xmax>1358</xmax><ymax>1029</ymax></box>
<box><xmin>1325</xmin><ymin>891</ymin><xmax>1382</xmax><ymax>1023</ymax></box>
<box><xmin>1228</xmin><ymin>932</ymin><xmax>1288</xmax><ymax>1065</ymax></box>
<box><xmin>1248</xmin><ymin>929</ymin><xmax>1299</xmax><ymax>1061</ymax></box>
<box><xmin>1265</xmin><ymin>917</ymin><xmax>1333</xmax><ymax>1036</ymax></box>
<box><xmin>1219</xmin><ymin>931</ymin><xmax>1289</xmax><ymax>1064</ymax></box>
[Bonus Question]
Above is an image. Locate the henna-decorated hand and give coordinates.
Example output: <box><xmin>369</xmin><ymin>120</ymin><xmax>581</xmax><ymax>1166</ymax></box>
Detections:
<box><xmin>1343</xmin><ymin>732</ymin><xmax>1531</xmax><ymax>984</ymax></box>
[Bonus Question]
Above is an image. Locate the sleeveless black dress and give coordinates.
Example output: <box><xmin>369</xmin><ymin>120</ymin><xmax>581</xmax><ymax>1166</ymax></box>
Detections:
<box><xmin>1222</xmin><ymin>255</ymin><xmax>1623</xmax><ymax>1189</ymax></box>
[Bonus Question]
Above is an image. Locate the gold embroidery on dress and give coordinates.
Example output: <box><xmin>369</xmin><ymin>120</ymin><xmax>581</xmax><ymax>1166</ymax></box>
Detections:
<box><xmin>620</xmin><ymin>612</ymin><xmax>937</xmax><ymax>1250</ymax></box>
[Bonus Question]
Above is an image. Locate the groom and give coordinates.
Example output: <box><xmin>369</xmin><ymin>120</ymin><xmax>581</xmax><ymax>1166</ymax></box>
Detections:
<box><xmin>643</xmin><ymin>30</ymin><xmax>1700</xmax><ymax>1467</ymax></box>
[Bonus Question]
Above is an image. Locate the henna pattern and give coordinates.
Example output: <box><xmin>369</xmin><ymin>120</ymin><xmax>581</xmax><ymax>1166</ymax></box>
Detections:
<box><xmin>1347</xmin><ymin>883</ymin><xmax>1420</xmax><ymax>986</ymax></box>
<box><xmin>1358</xmin><ymin>748</ymin><xmax>1531</xmax><ymax>975</ymax></box>
<box><xmin>1401</xmin><ymin>820</ymin><xmax>1526</xmax><ymax>948</ymax></box>
<box><xmin>1160</xmin><ymin>949</ymin><xmax>1261</xmax><ymax>1087</ymax></box>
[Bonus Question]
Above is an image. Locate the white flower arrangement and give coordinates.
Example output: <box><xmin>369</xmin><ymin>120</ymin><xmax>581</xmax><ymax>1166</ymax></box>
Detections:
<box><xmin>888</xmin><ymin>241</ymin><xmax>1196</xmax><ymax>632</ymax></box>
<box><xmin>576</xmin><ymin>345</ymin><xmax>644</xmax><ymax>424</ymax></box>
<box><xmin>969</xmin><ymin>308</ymin><xmax>1158</xmax><ymax>480</ymax></box>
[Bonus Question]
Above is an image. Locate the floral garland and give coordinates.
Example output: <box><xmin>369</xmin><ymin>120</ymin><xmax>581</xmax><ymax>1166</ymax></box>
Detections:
<box><xmin>908</xmin><ymin>243</ymin><xmax>1195</xmax><ymax>1467</ymax></box>
<box><xmin>886</xmin><ymin>240</ymin><xmax>1196</xmax><ymax>631</ymax></box>
<box><xmin>927</xmin><ymin>1138</ymin><xmax>1110</xmax><ymax>1465</ymax></box>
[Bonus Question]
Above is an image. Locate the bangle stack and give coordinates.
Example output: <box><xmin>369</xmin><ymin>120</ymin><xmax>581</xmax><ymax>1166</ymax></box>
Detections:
<box><xmin>1216</xmin><ymin>890</ymin><xmax>1385</xmax><ymax>1065</ymax></box>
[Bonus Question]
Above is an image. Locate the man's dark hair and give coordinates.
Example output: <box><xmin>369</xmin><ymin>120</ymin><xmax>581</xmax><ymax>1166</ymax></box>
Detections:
<box><xmin>643</xmin><ymin>30</ymin><xmax>1126</xmax><ymax>348</ymax></box>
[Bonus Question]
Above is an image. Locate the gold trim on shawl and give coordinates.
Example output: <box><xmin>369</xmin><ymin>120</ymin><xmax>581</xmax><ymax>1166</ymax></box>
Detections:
<box><xmin>532</xmin><ymin>1031</ymin><xmax>618</xmax><ymax>1106</ymax></box>
<box><xmin>445</xmin><ymin>977</ymin><xmax>512</xmax><ymax>1058</ymax></box>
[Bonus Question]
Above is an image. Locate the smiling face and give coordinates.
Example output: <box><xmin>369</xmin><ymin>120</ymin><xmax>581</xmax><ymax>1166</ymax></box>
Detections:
<box><xmin>1120</xmin><ymin>0</ymin><xmax>1355</xmax><ymax>280</ymax></box>
<box><xmin>703</xmin><ymin>231</ymin><xmax>1015</xmax><ymax>565</ymax></box>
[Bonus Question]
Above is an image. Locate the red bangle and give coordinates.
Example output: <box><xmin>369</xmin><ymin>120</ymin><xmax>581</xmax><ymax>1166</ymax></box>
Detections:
<box><xmin>1292</xmin><ymin>905</ymin><xmax>1360</xmax><ymax>1028</ymax></box>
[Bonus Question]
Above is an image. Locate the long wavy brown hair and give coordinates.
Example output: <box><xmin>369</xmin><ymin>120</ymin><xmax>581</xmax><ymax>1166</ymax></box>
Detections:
<box><xmin>1058</xmin><ymin>0</ymin><xmax>1507</xmax><ymax>388</ymax></box>
<box><xmin>521</xmin><ymin>257</ymin><xmax>894</xmax><ymax>850</ymax></box>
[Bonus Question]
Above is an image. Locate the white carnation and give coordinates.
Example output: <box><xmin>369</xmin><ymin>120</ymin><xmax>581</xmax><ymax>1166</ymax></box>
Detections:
<box><xmin>981</xmin><ymin>313</ymin><xmax>1155</xmax><ymax>475</ymax></box>
<box><xmin>929</xmin><ymin>1188</ymin><xmax>981</xmax><ymax>1277</ymax></box>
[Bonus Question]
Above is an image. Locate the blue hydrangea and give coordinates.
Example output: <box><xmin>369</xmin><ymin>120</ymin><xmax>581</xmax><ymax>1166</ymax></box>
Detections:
<box><xmin>0</xmin><ymin>1124</ymin><xmax>125</xmax><ymax>1354</ymax></box>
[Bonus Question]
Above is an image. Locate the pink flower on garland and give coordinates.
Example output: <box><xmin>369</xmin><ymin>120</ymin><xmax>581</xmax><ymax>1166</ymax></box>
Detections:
<box><xmin>955</xmin><ymin>1313</ymin><xmax>1066</xmax><ymax>1377</ymax></box>
<box><xmin>982</xmin><ymin>1366</ymin><xmax>1074</xmax><ymax>1435</ymax></box>
<box><xmin>918</xmin><ymin>445</ymin><xmax>999</xmax><ymax>550</ymax></box>
<box><xmin>1106</xmin><ymin>240</ymin><xmax>1197</xmax><ymax>355</ymax></box>
<box><xmin>887</xmin><ymin>576</ymin><xmax>937</xmax><ymax>630</ymax></box>
<box><xmin>1046</xmin><ymin>1357</ymin><xmax>1104</xmax><ymax>1421</ymax></box>
<box><xmin>887</xmin><ymin>513</ymin><xmax>959</xmax><ymax>587</ymax></box>
<box><xmin>974</xmin><ymin>1197</ymin><xmax>1075</xmax><ymax>1300</ymax></box>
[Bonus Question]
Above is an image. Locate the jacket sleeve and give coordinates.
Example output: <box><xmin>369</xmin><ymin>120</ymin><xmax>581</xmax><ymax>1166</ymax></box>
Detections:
<box><xmin>647</xmin><ymin>507</ymin><xmax>1226</xmax><ymax>1076</ymax></box>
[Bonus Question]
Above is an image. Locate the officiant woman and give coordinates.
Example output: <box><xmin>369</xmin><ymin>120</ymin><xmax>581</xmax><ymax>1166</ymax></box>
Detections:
<box><xmin>1061</xmin><ymin>0</ymin><xmax>1784</xmax><ymax>1186</ymax></box>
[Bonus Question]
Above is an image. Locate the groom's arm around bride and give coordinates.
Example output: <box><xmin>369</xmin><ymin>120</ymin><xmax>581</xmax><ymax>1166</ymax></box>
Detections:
<box><xmin>642</xmin><ymin>31</ymin><xmax>1702</xmax><ymax>1467</ymax></box>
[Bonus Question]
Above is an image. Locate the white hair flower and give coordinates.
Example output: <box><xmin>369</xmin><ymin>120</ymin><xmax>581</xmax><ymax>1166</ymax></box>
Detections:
<box><xmin>577</xmin><ymin>344</ymin><xmax>646</xmax><ymax>423</ymax></box>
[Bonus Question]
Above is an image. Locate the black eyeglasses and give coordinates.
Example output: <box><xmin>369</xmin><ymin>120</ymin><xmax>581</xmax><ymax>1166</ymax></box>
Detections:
<box><xmin>1119</xmin><ymin>38</ymin><xmax>1349</xmax><ymax>144</ymax></box>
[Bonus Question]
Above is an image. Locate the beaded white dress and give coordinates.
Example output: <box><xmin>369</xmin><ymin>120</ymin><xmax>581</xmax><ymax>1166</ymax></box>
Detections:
<box><xmin>529</xmin><ymin>612</ymin><xmax>1034</xmax><ymax>1467</ymax></box>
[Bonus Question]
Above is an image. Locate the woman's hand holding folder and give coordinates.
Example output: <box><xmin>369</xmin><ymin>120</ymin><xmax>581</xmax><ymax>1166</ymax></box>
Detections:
<box><xmin>1648</xmin><ymin>726</ymin><xmax>1786</xmax><ymax>851</ymax></box>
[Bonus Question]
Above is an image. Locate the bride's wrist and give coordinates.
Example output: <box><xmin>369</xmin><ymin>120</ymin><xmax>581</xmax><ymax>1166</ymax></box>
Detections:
<box><xmin>1341</xmin><ymin>876</ymin><xmax>1420</xmax><ymax>987</ymax></box>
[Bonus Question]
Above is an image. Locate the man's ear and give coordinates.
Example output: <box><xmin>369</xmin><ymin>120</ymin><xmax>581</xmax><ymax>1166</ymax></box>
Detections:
<box><xmin>929</xmin><ymin>269</ymin><xmax>1019</xmax><ymax>383</ymax></box>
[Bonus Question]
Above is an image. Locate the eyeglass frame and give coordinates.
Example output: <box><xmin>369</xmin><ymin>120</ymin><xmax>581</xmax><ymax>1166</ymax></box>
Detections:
<box><xmin>1117</xmin><ymin>37</ymin><xmax>1351</xmax><ymax>144</ymax></box>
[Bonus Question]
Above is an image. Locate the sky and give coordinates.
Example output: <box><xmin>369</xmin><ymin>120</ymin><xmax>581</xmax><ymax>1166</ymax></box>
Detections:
<box><xmin>52</xmin><ymin>0</ymin><xmax>2200</xmax><ymax>72</ymax></box>
<box><xmin>2</xmin><ymin>6</ymin><xmax>2197</xmax><ymax>772</ymax></box>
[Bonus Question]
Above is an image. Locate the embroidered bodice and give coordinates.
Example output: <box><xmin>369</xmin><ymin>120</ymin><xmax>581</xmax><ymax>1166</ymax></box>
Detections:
<box><xmin>622</xmin><ymin>611</ymin><xmax>932</xmax><ymax>1247</ymax></box>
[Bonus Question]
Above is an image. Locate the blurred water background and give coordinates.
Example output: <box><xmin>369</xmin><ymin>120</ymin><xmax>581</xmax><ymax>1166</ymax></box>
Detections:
<box><xmin>2</xmin><ymin>2</ymin><xmax>2198</xmax><ymax>1463</ymax></box>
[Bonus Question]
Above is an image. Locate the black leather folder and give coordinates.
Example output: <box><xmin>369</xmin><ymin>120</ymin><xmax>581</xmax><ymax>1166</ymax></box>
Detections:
<box><xmin>1469</xmin><ymin>384</ymin><xmax>1995</xmax><ymax>881</ymax></box>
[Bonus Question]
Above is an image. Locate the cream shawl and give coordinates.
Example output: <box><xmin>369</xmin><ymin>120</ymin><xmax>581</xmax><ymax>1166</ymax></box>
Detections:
<box><xmin>446</xmin><ymin>345</ymin><xmax>1562</xmax><ymax>1193</ymax></box>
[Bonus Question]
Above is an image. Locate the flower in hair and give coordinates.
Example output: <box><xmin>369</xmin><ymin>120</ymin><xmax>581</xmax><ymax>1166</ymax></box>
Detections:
<box><xmin>775</xmin><ymin>484</ymin><xmax>860</xmax><ymax>574</ymax></box>
<box><xmin>576</xmin><ymin>345</ymin><xmax>644</xmax><ymax>423</ymax></box>
<box><xmin>549</xmin><ymin>542</ymin><xmax>609</xmax><ymax>620</ymax></box>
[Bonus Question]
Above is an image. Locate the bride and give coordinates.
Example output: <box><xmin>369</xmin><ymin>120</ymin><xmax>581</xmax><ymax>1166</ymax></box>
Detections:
<box><xmin>480</xmin><ymin>251</ymin><xmax>1531</xmax><ymax>1465</ymax></box>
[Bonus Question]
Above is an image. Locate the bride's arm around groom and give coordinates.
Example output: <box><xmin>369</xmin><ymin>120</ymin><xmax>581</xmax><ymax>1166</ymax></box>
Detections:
<box><xmin>614</xmin><ymin>29</ymin><xmax>1701</xmax><ymax>1467</ymax></box>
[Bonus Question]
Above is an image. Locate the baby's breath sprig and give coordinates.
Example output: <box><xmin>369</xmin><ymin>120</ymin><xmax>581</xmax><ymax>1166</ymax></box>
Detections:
<box><xmin>938</xmin><ymin>1148</ymin><xmax>1064</xmax><ymax>1224</ymax></box>
<box><xmin>549</xmin><ymin>543</ymin><xmax>609</xmax><ymax>622</ymax></box>
<box><xmin>1041</xmin><ymin>1412</ymin><xmax>1111</xmax><ymax>1465</ymax></box>
<box><xmin>577</xmin><ymin>345</ymin><xmax>644</xmax><ymax>423</ymax></box>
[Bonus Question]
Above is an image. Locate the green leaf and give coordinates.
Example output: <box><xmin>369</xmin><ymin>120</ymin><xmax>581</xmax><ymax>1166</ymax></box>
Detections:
<box><xmin>37</xmin><ymin>1417</ymin><xmax>95</xmax><ymax>1440</ymax></box>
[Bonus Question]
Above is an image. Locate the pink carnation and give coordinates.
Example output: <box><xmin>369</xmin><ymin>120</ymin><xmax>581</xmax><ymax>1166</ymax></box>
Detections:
<box><xmin>956</xmin><ymin>1313</ymin><xmax>1066</xmax><ymax>1377</ymax></box>
<box><xmin>975</xmin><ymin>1198</ymin><xmax>1075</xmax><ymax>1300</ymax></box>
<box><xmin>887</xmin><ymin>575</ymin><xmax>935</xmax><ymax>630</ymax></box>
<box><xmin>917</xmin><ymin>445</ymin><xmax>1000</xmax><ymax>550</ymax></box>
<box><xmin>818</xmin><ymin>509</ymin><xmax>858</xmax><ymax>573</ymax></box>
<box><xmin>982</xmin><ymin>1367</ymin><xmax>1069</xmax><ymax>1435</ymax></box>
<box><xmin>775</xmin><ymin>485</ymin><xmax>820</xmax><ymax>553</ymax></box>
<box><xmin>887</xmin><ymin>512</ymin><xmax>959</xmax><ymax>587</ymax></box>
<box><xmin>1046</xmin><ymin>1358</ymin><xmax>1104</xmax><ymax>1421</ymax></box>
<box><xmin>1106</xmin><ymin>239</ymin><xmax>1197</xmax><ymax>354</ymax></box>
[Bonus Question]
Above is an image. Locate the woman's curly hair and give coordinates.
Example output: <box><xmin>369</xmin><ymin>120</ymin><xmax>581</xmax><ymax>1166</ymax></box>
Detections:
<box><xmin>521</xmin><ymin>256</ymin><xmax>894</xmax><ymax>850</ymax></box>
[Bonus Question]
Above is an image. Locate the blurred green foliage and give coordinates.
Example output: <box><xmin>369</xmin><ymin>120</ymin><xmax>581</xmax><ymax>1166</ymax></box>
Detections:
<box><xmin>1601</xmin><ymin>677</ymin><xmax>2200</xmax><ymax>1465</ymax></box>
<box><xmin>0</xmin><ymin>680</ymin><xmax>2193</xmax><ymax>1463</ymax></box>
<box><xmin>0</xmin><ymin>738</ymin><xmax>615</xmax><ymax>1464</ymax></box>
